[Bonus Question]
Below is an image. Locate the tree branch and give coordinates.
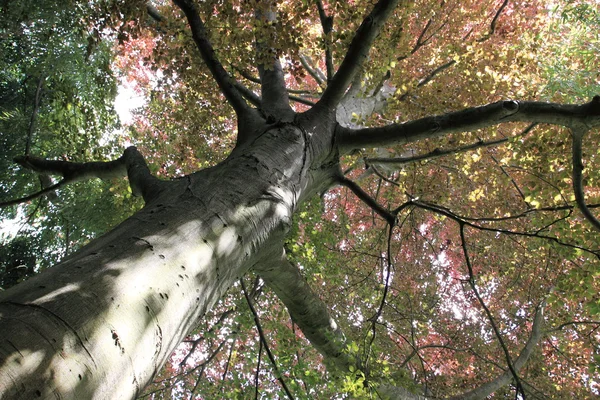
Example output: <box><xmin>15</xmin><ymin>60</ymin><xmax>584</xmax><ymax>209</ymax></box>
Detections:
<box><xmin>299</xmin><ymin>54</ymin><xmax>325</xmax><ymax>86</ymax></box>
<box><xmin>336</xmin><ymin>175</ymin><xmax>396</xmax><ymax>225</ymax></box>
<box><xmin>477</xmin><ymin>0</ymin><xmax>510</xmax><ymax>42</ymax></box>
<box><xmin>459</xmin><ymin>224</ymin><xmax>525</xmax><ymax>397</ymax></box>
<box><xmin>311</xmin><ymin>0</ymin><xmax>400</xmax><ymax>115</ymax></box>
<box><xmin>11</xmin><ymin>146</ymin><xmax>163</xmax><ymax>203</ymax></box>
<box><xmin>289</xmin><ymin>95</ymin><xmax>316</xmax><ymax>107</ymax></box>
<box><xmin>233</xmin><ymin>81</ymin><xmax>261</xmax><ymax>107</ymax></box>
<box><xmin>254</xmin><ymin>2</ymin><xmax>294</xmax><ymax>120</ymax></box>
<box><xmin>253</xmin><ymin>255</ymin><xmax>359</xmax><ymax>373</ymax></box>
<box><xmin>451</xmin><ymin>302</ymin><xmax>545</xmax><ymax>400</ymax></box>
<box><xmin>146</xmin><ymin>2</ymin><xmax>164</xmax><ymax>22</ymax></box>
<box><xmin>25</xmin><ymin>73</ymin><xmax>45</xmax><ymax>156</ymax></box>
<box><xmin>397</xmin><ymin>60</ymin><xmax>457</xmax><ymax>102</ymax></box>
<box><xmin>235</xmin><ymin>66</ymin><xmax>317</xmax><ymax>96</ymax></box>
<box><xmin>366</xmin><ymin>136</ymin><xmax>510</xmax><ymax>167</ymax></box>
<box><xmin>240</xmin><ymin>277</ymin><xmax>295</xmax><ymax>400</ymax></box>
<box><xmin>235</xmin><ymin>67</ymin><xmax>262</xmax><ymax>84</ymax></box>
<box><xmin>314</xmin><ymin>0</ymin><xmax>334</xmax><ymax>81</ymax></box>
<box><xmin>0</xmin><ymin>179</ymin><xmax>66</xmax><ymax>209</ymax></box>
<box><xmin>171</xmin><ymin>0</ymin><xmax>255</xmax><ymax>120</ymax></box>
<box><xmin>571</xmin><ymin>126</ymin><xmax>600</xmax><ymax>231</ymax></box>
<box><xmin>408</xmin><ymin>199</ymin><xmax>600</xmax><ymax>257</ymax></box>
<box><xmin>378</xmin><ymin>302</ymin><xmax>545</xmax><ymax>400</ymax></box>
<box><xmin>234</xmin><ymin>82</ymin><xmax>315</xmax><ymax>108</ymax></box>
<box><xmin>336</xmin><ymin>96</ymin><xmax>600</xmax><ymax>153</ymax></box>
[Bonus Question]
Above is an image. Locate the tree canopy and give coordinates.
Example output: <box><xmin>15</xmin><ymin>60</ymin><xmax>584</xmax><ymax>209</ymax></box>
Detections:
<box><xmin>1</xmin><ymin>0</ymin><xmax>600</xmax><ymax>398</ymax></box>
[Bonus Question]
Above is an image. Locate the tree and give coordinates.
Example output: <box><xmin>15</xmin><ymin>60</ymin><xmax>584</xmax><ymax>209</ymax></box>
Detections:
<box><xmin>1</xmin><ymin>0</ymin><xmax>599</xmax><ymax>398</ymax></box>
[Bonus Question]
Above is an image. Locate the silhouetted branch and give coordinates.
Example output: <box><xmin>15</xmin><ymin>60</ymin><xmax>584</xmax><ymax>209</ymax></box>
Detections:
<box><xmin>314</xmin><ymin>0</ymin><xmax>334</xmax><ymax>80</ymax></box>
<box><xmin>10</xmin><ymin>147</ymin><xmax>163</xmax><ymax>203</ymax></box>
<box><xmin>337</xmin><ymin>97</ymin><xmax>600</xmax><ymax>153</ymax></box>
<box><xmin>459</xmin><ymin>224</ymin><xmax>525</xmax><ymax>397</ymax></box>
<box><xmin>172</xmin><ymin>0</ymin><xmax>254</xmax><ymax>119</ymax></box>
<box><xmin>571</xmin><ymin>126</ymin><xmax>600</xmax><ymax>231</ymax></box>
<box><xmin>337</xmin><ymin>175</ymin><xmax>396</xmax><ymax>225</ymax></box>
<box><xmin>0</xmin><ymin>180</ymin><xmax>66</xmax><ymax>209</ymax></box>
<box><xmin>547</xmin><ymin>320</ymin><xmax>600</xmax><ymax>333</ymax></box>
<box><xmin>477</xmin><ymin>0</ymin><xmax>510</xmax><ymax>42</ymax></box>
<box><xmin>409</xmin><ymin>199</ymin><xmax>600</xmax><ymax>257</ymax></box>
<box><xmin>241</xmin><ymin>278</ymin><xmax>295</xmax><ymax>400</ymax></box>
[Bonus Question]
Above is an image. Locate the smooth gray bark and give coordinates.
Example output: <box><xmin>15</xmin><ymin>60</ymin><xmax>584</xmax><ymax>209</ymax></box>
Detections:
<box><xmin>0</xmin><ymin>121</ymin><xmax>336</xmax><ymax>399</ymax></box>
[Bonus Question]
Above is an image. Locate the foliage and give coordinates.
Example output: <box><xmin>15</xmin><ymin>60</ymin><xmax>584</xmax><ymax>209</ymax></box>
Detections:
<box><xmin>0</xmin><ymin>0</ymin><xmax>143</xmax><ymax>280</ymax></box>
<box><xmin>3</xmin><ymin>0</ymin><xmax>600</xmax><ymax>398</ymax></box>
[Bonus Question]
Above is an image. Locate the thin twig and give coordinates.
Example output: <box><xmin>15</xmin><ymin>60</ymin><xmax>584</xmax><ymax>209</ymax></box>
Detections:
<box><xmin>366</xmin><ymin>136</ymin><xmax>509</xmax><ymax>166</ymax></box>
<box><xmin>254</xmin><ymin>337</ymin><xmax>263</xmax><ymax>400</ymax></box>
<box><xmin>409</xmin><ymin>199</ymin><xmax>600</xmax><ymax>256</ymax></box>
<box><xmin>25</xmin><ymin>73</ymin><xmax>45</xmax><ymax>155</ymax></box>
<box><xmin>240</xmin><ymin>278</ymin><xmax>295</xmax><ymax>400</ymax></box>
<box><xmin>459</xmin><ymin>224</ymin><xmax>526</xmax><ymax>398</ymax></box>
<box><xmin>0</xmin><ymin>179</ymin><xmax>66</xmax><ymax>208</ymax></box>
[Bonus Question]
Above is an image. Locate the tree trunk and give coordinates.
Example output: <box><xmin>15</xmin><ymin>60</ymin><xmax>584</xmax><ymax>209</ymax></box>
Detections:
<box><xmin>0</xmin><ymin>121</ymin><xmax>335</xmax><ymax>399</ymax></box>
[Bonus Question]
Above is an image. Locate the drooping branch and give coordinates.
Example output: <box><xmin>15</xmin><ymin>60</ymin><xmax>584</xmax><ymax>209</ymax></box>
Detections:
<box><xmin>336</xmin><ymin>96</ymin><xmax>600</xmax><ymax>153</ymax></box>
<box><xmin>171</xmin><ymin>0</ymin><xmax>255</xmax><ymax>120</ymax></box>
<box><xmin>7</xmin><ymin>146</ymin><xmax>163</xmax><ymax>204</ymax></box>
<box><xmin>257</xmin><ymin>249</ymin><xmax>546</xmax><ymax>400</ymax></box>
<box><xmin>377</xmin><ymin>302</ymin><xmax>545</xmax><ymax>400</ymax></box>
<box><xmin>571</xmin><ymin>127</ymin><xmax>600</xmax><ymax>231</ymax></box>
<box><xmin>311</xmin><ymin>0</ymin><xmax>400</xmax><ymax>115</ymax></box>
